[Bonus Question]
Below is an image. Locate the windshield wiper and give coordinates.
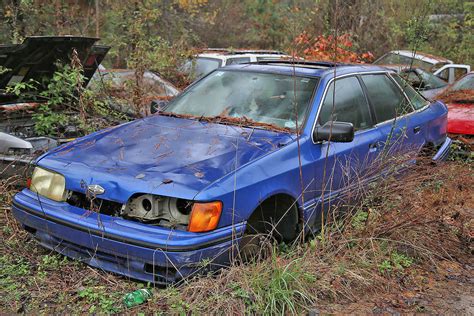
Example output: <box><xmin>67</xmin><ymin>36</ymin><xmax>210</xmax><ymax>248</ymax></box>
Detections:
<box><xmin>156</xmin><ymin>111</ymin><xmax>292</xmax><ymax>133</ymax></box>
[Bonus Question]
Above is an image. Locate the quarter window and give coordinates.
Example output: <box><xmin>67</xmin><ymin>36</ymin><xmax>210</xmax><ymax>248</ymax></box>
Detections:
<box><xmin>361</xmin><ymin>74</ymin><xmax>412</xmax><ymax>122</ymax></box>
<box><xmin>318</xmin><ymin>76</ymin><xmax>372</xmax><ymax>130</ymax></box>
<box><xmin>391</xmin><ymin>73</ymin><xmax>429</xmax><ymax>110</ymax></box>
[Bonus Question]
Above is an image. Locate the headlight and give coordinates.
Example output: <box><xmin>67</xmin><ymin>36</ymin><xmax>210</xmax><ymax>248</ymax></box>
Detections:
<box><xmin>29</xmin><ymin>167</ymin><xmax>67</xmax><ymax>202</ymax></box>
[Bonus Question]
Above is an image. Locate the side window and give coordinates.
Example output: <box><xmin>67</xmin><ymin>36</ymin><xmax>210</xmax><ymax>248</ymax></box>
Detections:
<box><xmin>361</xmin><ymin>74</ymin><xmax>412</xmax><ymax>122</ymax></box>
<box><xmin>318</xmin><ymin>76</ymin><xmax>372</xmax><ymax>130</ymax></box>
<box><xmin>437</xmin><ymin>68</ymin><xmax>449</xmax><ymax>81</ymax></box>
<box><xmin>225</xmin><ymin>57</ymin><xmax>251</xmax><ymax>65</ymax></box>
<box><xmin>391</xmin><ymin>73</ymin><xmax>429</xmax><ymax>110</ymax></box>
<box><xmin>454</xmin><ymin>68</ymin><xmax>467</xmax><ymax>80</ymax></box>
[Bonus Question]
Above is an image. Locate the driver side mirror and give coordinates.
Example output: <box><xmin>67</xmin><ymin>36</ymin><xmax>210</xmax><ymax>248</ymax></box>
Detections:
<box><xmin>313</xmin><ymin>121</ymin><xmax>354</xmax><ymax>143</ymax></box>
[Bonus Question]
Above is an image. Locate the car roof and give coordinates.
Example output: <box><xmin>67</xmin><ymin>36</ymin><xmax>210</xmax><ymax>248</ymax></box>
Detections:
<box><xmin>389</xmin><ymin>50</ymin><xmax>453</xmax><ymax>65</ymax></box>
<box><xmin>378</xmin><ymin>64</ymin><xmax>424</xmax><ymax>72</ymax></box>
<box><xmin>222</xmin><ymin>61</ymin><xmax>391</xmax><ymax>78</ymax></box>
<box><xmin>197</xmin><ymin>52</ymin><xmax>289</xmax><ymax>59</ymax></box>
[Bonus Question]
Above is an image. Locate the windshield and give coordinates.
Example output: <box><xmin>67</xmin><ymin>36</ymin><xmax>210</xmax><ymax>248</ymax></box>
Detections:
<box><xmin>451</xmin><ymin>74</ymin><xmax>474</xmax><ymax>91</ymax></box>
<box><xmin>91</xmin><ymin>71</ymin><xmax>179</xmax><ymax>96</ymax></box>
<box><xmin>375</xmin><ymin>53</ymin><xmax>433</xmax><ymax>72</ymax></box>
<box><xmin>164</xmin><ymin>70</ymin><xmax>318</xmax><ymax>130</ymax></box>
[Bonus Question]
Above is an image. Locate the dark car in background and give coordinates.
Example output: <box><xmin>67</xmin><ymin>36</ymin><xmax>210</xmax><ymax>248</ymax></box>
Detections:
<box><xmin>381</xmin><ymin>65</ymin><xmax>448</xmax><ymax>99</ymax></box>
<box><xmin>0</xmin><ymin>36</ymin><xmax>109</xmax><ymax>179</ymax></box>
<box><xmin>374</xmin><ymin>50</ymin><xmax>470</xmax><ymax>83</ymax></box>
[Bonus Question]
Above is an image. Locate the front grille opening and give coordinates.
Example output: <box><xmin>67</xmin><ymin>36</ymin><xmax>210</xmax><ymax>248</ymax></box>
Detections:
<box><xmin>66</xmin><ymin>191</ymin><xmax>123</xmax><ymax>217</ymax></box>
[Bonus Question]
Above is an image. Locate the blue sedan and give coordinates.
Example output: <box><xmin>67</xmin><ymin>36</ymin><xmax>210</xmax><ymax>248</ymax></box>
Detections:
<box><xmin>12</xmin><ymin>61</ymin><xmax>451</xmax><ymax>283</ymax></box>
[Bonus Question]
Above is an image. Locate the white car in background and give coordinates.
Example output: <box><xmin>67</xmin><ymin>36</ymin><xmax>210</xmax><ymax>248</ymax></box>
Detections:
<box><xmin>182</xmin><ymin>49</ymin><xmax>292</xmax><ymax>79</ymax></box>
<box><xmin>374</xmin><ymin>50</ymin><xmax>470</xmax><ymax>84</ymax></box>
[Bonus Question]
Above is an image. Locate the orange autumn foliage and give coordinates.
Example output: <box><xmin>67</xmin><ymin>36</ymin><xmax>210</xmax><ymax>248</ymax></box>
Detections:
<box><xmin>293</xmin><ymin>32</ymin><xmax>374</xmax><ymax>63</ymax></box>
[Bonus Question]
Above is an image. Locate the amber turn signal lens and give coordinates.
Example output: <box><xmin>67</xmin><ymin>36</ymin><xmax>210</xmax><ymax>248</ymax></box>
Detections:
<box><xmin>188</xmin><ymin>201</ymin><xmax>222</xmax><ymax>232</ymax></box>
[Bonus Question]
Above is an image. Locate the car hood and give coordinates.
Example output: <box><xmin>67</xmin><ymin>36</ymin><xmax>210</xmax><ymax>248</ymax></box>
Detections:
<box><xmin>0</xmin><ymin>36</ymin><xmax>109</xmax><ymax>104</ymax></box>
<box><xmin>37</xmin><ymin>115</ymin><xmax>294</xmax><ymax>202</ymax></box>
<box><xmin>447</xmin><ymin>102</ymin><xmax>474</xmax><ymax>135</ymax></box>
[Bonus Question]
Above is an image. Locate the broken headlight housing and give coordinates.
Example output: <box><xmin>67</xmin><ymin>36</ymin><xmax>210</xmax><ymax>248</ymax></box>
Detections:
<box><xmin>122</xmin><ymin>194</ymin><xmax>222</xmax><ymax>232</ymax></box>
<box><xmin>29</xmin><ymin>166</ymin><xmax>67</xmax><ymax>202</ymax></box>
<box><xmin>122</xmin><ymin>194</ymin><xmax>193</xmax><ymax>229</ymax></box>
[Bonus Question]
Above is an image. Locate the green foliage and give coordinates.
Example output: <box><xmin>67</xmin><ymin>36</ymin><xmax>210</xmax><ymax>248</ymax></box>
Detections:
<box><xmin>0</xmin><ymin>255</ymin><xmax>30</xmax><ymax>305</ymax></box>
<box><xmin>78</xmin><ymin>286</ymin><xmax>122</xmax><ymax>314</ymax></box>
<box><xmin>448</xmin><ymin>140</ymin><xmax>474</xmax><ymax>163</ymax></box>
<box><xmin>0</xmin><ymin>65</ymin><xmax>10</xmax><ymax>75</ymax></box>
<box><xmin>351</xmin><ymin>209</ymin><xmax>369</xmax><ymax>230</ymax></box>
<box><xmin>5</xmin><ymin>79</ymin><xmax>38</xmax><ymax>97</ymax></box>
<box><xmin>1</xmin><ymin>0</ymin><xmax>472</xmax><ymax>68</ymax></box>
<box><xmin>250</xmin><ymin>257</ymin><xmax>315</xmax><ymax>314</ymax></box>
<box><xmin>379</xmin><ymin>251</ymin><xmax>414</xmax><ymax>274</ymax></box>
<box><xmin>32</xmin><ymin>64</ymin><xmax>83</xmax><ymax>136</ymax></box>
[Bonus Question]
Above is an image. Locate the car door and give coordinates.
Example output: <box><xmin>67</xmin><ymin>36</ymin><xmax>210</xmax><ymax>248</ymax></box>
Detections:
<box><xmin>306</xmin><ymin>75</ymin><xmax>382</xmax><ymax>231</ymax></box>
<box><xmin>359</xmin><ymin>73</ymin><xmax>426</xmax><ymax>160</ymax></box>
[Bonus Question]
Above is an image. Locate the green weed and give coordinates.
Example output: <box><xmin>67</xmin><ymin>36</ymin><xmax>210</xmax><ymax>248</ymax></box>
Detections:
<box><xmin>78</xmin><ymin>286</ymin><xmax>122</xmax><ymax>314</ymax></box>
<box><xmin>378</xmin><ymin>251</ymin><xmax>414</xmax><ymax>274</ymax></box>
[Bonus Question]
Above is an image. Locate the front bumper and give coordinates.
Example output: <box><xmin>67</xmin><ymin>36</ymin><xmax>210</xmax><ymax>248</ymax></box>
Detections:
<box><xmin>12</xmin><ymin>189</ymin><xmax>245</xmax><ymax>284</ymax></box>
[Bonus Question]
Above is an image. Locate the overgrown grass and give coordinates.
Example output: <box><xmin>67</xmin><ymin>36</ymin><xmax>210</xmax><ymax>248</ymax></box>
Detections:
<box><xmin>0</xmin><ymin>158</ymin><xmax>472</xmax><ymax>314</ymax></box>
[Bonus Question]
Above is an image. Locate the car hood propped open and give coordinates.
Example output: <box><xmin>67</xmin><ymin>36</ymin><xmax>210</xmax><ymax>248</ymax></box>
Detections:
<box><xmin>0</xmin><ymin>36</ymin><xmax>109</xmax><ymax>104</ymax></box>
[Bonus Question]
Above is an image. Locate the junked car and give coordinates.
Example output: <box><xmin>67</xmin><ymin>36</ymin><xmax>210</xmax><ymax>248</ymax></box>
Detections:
<box><xmin>0</xmin><ymin>36</ymin><xmax>109</xmax><ymax>178</ymax></box>
<box><xmin>89</xmin><ymin>69</ymin><xmax>179</xmax><ymax>116</ymax></box>
<box><xmin>381</xmin><ymin>65</ymin><xmax>448</xmax><ymax>99</ymax></box>
<box><xmin>436</xmin><ymin>72</ymin><xmax>474</xmax><ymax>146</ymax></box>
<box><xmin>374</xmin><ymin>50</ymin><xmax>470</xmax><ymax>83</ymax></box>
<box><xmin>12</xmin><ymin>61</ymin><xmax>451</xmax><ymax>284</ymax></box>
<box><xmin>181</xmin><ymin>48</ymin><xmax>292</xmax><ymax>79</ymax></box>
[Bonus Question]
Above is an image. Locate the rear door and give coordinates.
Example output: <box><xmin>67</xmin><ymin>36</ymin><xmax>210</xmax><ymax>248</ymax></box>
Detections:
<box><xmin>360</xmin><ymin>73</ymin><xmax>426</xmax><ymax>159</ymax></box>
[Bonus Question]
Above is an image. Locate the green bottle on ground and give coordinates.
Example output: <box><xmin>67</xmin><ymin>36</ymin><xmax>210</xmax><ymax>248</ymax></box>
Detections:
<box><xmin>123</xmin><ymin>289</ymin><xmax>153</xmax><ymax>308</ymax></box>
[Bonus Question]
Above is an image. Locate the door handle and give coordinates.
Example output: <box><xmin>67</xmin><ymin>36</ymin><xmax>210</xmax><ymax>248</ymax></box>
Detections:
<box><xmin>369</xmin><ymin>142</ymin><xmax>379</xmax><ymax>152</ymax></box>
<box><xmin>413</xmin><ymin>126</ymin><xmax>421</xmax><ymax>134</ymax></box>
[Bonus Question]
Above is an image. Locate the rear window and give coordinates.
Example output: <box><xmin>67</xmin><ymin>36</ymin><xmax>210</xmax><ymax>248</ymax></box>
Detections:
<box><xmin>181</xmin><ymin>57</ymin><xmax>221</xmax><ymax>79</ymax></box>
<box><xmin>225</xmin><ymin>57</ymin><xmax>251</xmax><ymax>65</ymax></box>
<box><xmin>391</xmin><ymin>73</ymin><xmax>429</xmax><ymax>110</ymax></box>
<box><xmin>451</xmin><ymin>74</ymin><xmax>474</xmax><ymax>91</ymax></box>
<box><xmin>361</xmin><ymin>74</ymin><xmax>412</xmax><ymax>122</ymax></box>
<box><xmin>374</xmin><ymin>52</ymin><xmax>433</xmax><ymax>72</ymax></box>
<box><xmin>374</xmin><ymin>53</ymin><xmax>412</xmax><ymax>65</ymax></box>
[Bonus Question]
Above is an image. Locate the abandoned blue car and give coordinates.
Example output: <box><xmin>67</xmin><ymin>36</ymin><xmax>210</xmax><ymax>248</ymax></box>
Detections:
<box><xmin>12</xmin><ymin>61</ymin><xmax>451</xmax><ymax>283</ymax></box>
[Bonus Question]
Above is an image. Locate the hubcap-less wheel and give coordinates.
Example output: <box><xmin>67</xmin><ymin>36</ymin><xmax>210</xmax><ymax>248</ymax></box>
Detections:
<box><xmin>238</xmin><ymin>234</ymin><xmax>272</xmax><ymax>263</ymax></box>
